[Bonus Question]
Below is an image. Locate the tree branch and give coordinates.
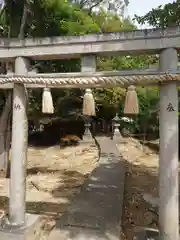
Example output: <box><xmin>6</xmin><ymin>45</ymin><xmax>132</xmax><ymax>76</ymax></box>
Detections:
<box><xmin>18</xmin><ymin>1</ymin><xmax>29</xmax><ymax>39</ymax></box>
<box><xmin>0</xmin><ymin>4</ymin><xmax>6</xmax><ymax>19</ymax></box>
<box><xmin>88</xmin><ymin>0</ymin><xmax>104</xmax><ymax>13</ymax></box>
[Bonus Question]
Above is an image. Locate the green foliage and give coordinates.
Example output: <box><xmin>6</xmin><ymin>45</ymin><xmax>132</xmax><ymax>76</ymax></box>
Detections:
<box><xmin>0</xmin><ymin>0</ymin><xmax>164</xmax><ymax>138</ymax></box>
<box><xmin>135</xmin><ymin>87</ymin><xmax>159</xmax><ymax>137</ymax></box>
<box><xmin>29</xmin><ymin>0</ymin><xmax>100</xmax><ymax>37</ymax></box>
<box><xmin>93</xmin><ymin>87</ymin><xmax>126</xmax><ymax>119</ymax></box>
<box><xmin>134</xmin><ymin>0</ymin><xmax>179</xmax><ymax>28</ymax></box>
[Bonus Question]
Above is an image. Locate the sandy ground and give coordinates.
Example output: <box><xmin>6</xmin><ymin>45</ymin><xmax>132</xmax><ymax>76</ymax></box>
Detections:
<box><xmin>0</xmin><ymin>137</ymin><xmax>166</xmax><ymax>240</ymax></box>
<box><xmin>118</xmin><ymin>138</ymin><xmax>159</xmax><ymax>240</ymax></box>
<box><xmin>0</xmin><ymin>143</ymin><xmax>98</xmax><ymax>239</ymax></box>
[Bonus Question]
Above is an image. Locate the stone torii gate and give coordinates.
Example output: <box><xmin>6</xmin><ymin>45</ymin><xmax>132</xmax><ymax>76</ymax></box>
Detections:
<box><xmin>0</xmin><ymin>27</ymin><xmax>179</xmax><ymax>240</ymax></box>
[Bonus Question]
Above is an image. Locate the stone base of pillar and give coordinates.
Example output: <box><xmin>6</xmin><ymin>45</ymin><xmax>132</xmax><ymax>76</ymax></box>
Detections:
<box><xmin>0</xmin><ymin>213</ymin><xmax>40</xmax><ymax>240</ymax></box>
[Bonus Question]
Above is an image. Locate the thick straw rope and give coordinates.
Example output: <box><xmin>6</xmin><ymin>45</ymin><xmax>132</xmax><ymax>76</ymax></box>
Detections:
<box><xmin>0</xmin><ymin>74</ymin><xmax>179</xmax><ymax>86</ymax></box>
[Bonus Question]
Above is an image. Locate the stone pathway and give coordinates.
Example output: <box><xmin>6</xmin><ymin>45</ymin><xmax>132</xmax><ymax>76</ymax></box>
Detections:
<box><xmin>48</xmin><ymin>137</ymin><xmax>125</xmax><ymax>240</ymax></box>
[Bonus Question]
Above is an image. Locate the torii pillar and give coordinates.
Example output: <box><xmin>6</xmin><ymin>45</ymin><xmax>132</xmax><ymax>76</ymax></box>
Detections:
<box><xmin>159</xmin><ymin>48</ymin><xmax>179</xmax><ymax>240</ymax></box>
<box><xmin>0</xmin><ymin>57</ymin><xmax>40</xmax><ymax>238</ymax></box>
<box><xmin>9</xmin><ymin>57</ymin><xmax>29</xmax><ymax>227</ymax></box>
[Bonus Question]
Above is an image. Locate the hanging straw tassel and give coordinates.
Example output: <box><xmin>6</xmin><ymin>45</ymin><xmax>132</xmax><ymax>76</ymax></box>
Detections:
<box><xmin>42</xmin><ymin>87</ymin><xmax>54</xmax><ymax>114</ymax></box>
<box><xmin>124</xmin><ymin>85</ymin><xmax>139</xmax><ymax>115</ymax></box>
<box><xmin>83</xmin><ymin>89</ymin><xmax>96</xmax><ymax>116</ymax></box>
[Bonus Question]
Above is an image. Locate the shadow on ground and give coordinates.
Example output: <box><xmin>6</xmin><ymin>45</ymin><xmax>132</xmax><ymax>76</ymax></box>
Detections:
<box><xmin>121</xmin><ymin>158</ymin><xmax>159</xmax><ymax>240</ymax></box>
<box><xmin>47</xmin><ymin>141</ymin><xmax>125</xmax><ymax>240</ymax></box>
<box><xmin>0</xmin><ymin>169</ymin><xmax>89</xmax><ymax>217</ymax></box>
<box><xmin>0</xmin><ymin>145</ymin><xmax>160</xmax><ymax>240</ymax></box>
<box><xmin>139</xmin><ymin>140</ymin><xmax>159</xmax><ymax>152</ymax></box>
<box><xmin>0</xmin><ymin>155</ymin><xmax>125</xmax><ymax>240</ymax></box>
<box><xmin>1</xmin><ymin>137</ymin><xmax>162</xmax><ymax>240</ymax></box>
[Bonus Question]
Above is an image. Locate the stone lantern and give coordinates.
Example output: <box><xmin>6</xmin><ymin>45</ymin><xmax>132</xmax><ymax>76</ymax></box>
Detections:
<box><xmin>83</xmin><ymin>116</ymin><xmax>93</xmax><ymax>141</ymax></box>
<box><xmin>112</xmin><ymin>113</ymin><xmax>121</xmax><ymax>141</ymax></box>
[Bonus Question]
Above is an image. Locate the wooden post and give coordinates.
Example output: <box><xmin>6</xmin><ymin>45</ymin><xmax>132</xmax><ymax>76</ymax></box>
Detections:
<box><xmin>81</xmin><ymin>55</ymin><xmax>96</xmax><ymax>141</ymax></box>
<box><xmin>159</xmin><ymin>48</ymin><xmax>179</xmax><ymax>240</ymax></box>
<box><xmin>9</xmin><ymin>57</ymin><xmax>29</xmax><ymax>227</ymax></box>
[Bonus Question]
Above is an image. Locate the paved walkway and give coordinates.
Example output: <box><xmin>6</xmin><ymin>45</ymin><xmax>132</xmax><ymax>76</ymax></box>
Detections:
<box><xmin>48</xmin><ymin>137</ymin><xmax>125</xmax><ymax>240</ymax></box>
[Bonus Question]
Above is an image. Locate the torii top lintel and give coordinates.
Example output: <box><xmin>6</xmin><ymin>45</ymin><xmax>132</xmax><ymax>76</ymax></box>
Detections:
<box><xmin>0</xmin><ymin>26</ymin><xmax>180</xmax><ymax>60</ymax></box>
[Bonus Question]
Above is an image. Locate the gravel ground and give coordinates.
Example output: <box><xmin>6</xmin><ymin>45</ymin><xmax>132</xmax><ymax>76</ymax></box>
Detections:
<box><xmin>0</xmin><ymin>143</ymin><xmax>98</xmax><ymax>239</ymax></box>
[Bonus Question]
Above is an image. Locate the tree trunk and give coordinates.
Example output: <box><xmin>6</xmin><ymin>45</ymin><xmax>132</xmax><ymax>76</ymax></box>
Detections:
<box><xmin>0</xmin><ymin>0</ymin><xmax>29</xmax><ymax>178</ymax></box>
<box><xmin>0</xmin><ymin>92</ymin><xmax>12</xmax><ymax>178</ymax></box>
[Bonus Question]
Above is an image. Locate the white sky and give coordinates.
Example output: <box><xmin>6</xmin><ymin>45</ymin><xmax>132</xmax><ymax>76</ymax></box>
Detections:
<box><xmin>127</xmin><ymin>0</ymin><xmax>174</xmax><ymax>28</ymax></box>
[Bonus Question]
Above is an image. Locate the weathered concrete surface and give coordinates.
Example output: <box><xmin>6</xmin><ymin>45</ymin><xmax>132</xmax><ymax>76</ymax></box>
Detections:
<box><xmin>48</xmin><ymin>137</ymin><xmax>125</xmax><ymax>240</ymax></box>
<box><xmin>0</xmin><ymin>213</ymin><xmax>40</xmax><ymax>240</ymax></box>
<box><xmin>0</xmin><ymin>27</ymin><xmax>180</xmax><ymax>59</ymax></box>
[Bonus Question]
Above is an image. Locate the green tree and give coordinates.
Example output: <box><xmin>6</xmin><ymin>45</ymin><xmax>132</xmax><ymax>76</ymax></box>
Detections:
<box><xmin>134</xmin><ymin>0</ymin><xmax>179</xmax><ymax>28</ymax></box>
<box><xmin>0</xmin><ymin>0</ymin><xmax>162</xmax><ymax>180</ymax></box>
<box><xmin>134</xmin><ymin>87</ymin><xmax>159</xmax><ymax>139</ymax></box>
<box><xmin>132</xmin><ymin>0</ymin><xmax>179</xmax><ymax>138</ymax></box>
